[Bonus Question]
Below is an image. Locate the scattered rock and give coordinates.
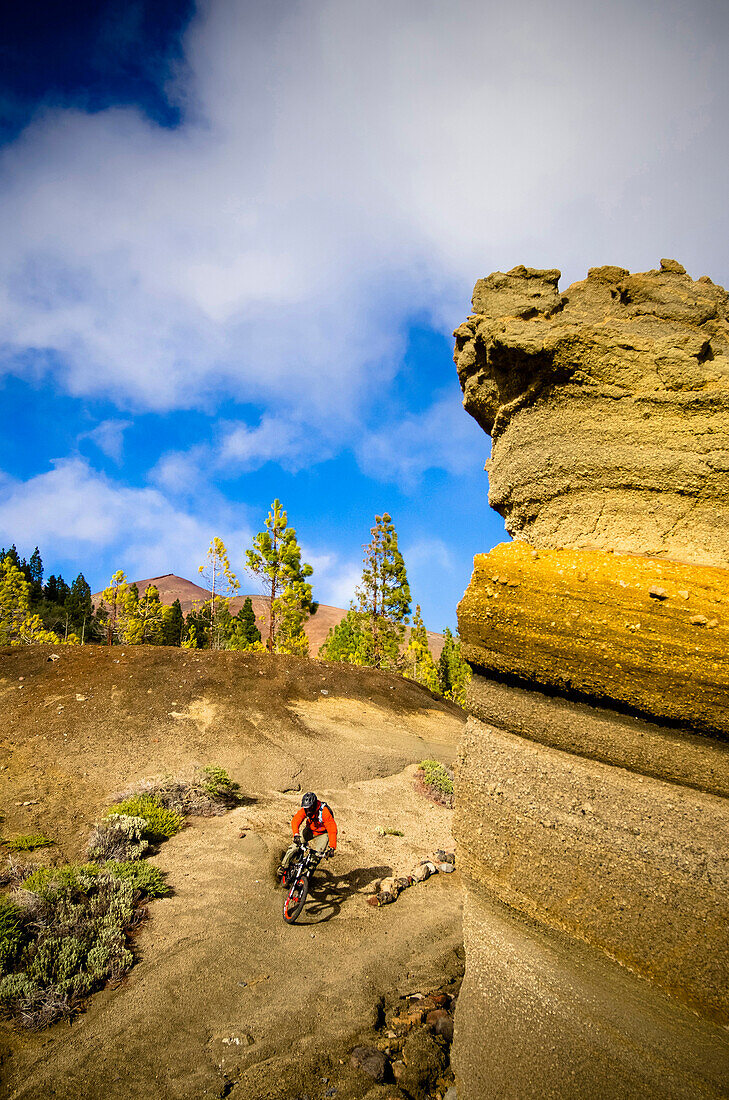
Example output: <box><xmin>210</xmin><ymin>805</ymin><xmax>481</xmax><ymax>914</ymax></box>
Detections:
<box><xmin>690</xmin><ymin>615</ymin><xmax>708</xmax><ymax>626</ymax></box>
<box><xmin>649</xmin><ymin>586</ymin><xmax>668</xmax><ymax>600</ymax></box>
<box><xmin>47</xmin><ymin>654</ymin><xmax>60</xmax><ymax>662</ymax></box>
<box><xmin>434</xmin><ymin>1015</ymin><xmax>454</xmax><ymax>1043</ymax></box>
<box><xmin>425</xmin><ymin>1009</ymin><xmax>450</xmax><ymax>1028</ymax></box>
<box><xmin>350</xmin><ymin>1046</ymin><xmax>388</xmax><ymax>1083</ymax></box>
<box><xmin>398</xmin><ymin>1030</ymin><xmax>447</xmax><ymax>1098</ymax></box>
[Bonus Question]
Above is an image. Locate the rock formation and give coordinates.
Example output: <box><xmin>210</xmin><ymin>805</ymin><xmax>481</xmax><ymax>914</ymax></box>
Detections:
<box><xmin>451</xmin><ymin>262</ymin><xmax>729</xmax><ymax>1099</ymax></box>
<box><xmin>454</xmin><ymin>260</ymin><xmax>729</xmax><ymax>567</ymax></box>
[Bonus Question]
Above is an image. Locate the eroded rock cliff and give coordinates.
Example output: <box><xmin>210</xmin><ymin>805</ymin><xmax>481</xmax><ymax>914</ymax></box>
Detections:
<box><xmin>454</xmin><ymin>260</ymin><xmax>729</xmax><ymax>567</ymax></box>
<box><xmin>452</xmin><ymin>262</ymin><xmax>729</xmax><ymax>1099</ymax></box>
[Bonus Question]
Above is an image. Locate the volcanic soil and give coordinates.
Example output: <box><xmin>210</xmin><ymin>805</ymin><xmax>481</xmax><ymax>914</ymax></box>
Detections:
<box><xmin>0</xmin><ymin>645</ymin><xmax>466</xmax><ymax>1099</ymax></box>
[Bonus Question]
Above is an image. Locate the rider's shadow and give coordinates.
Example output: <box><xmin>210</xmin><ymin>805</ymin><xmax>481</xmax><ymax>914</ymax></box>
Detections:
<box><xmin>297</xmin><ymin>864</ymin><xmax>392</xmax><ymax>925</ymax></box>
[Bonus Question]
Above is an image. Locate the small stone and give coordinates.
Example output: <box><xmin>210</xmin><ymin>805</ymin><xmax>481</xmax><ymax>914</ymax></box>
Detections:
<box><xmin>690</xmin><ymin>615</ymin><xmax>708</xmax><ymax>626</ymax></box>
<box><xmin>708</xmin><ymin>619</ymin><xmax>719</xmax><ymax>628</ymax></box>
<box><xmin>320</xmin><ymin>689</ymin><xmax>329</xmax><ymax>695</ymax></box>
<box><xmin>75</xmin><ymin>694</ymin><xmax>87</xmax><ymax>702</ymax></box>
<box><xmin>678</xmin><ymin>590</ymin><xmax>690</xmax><ymax>600</ymax></box>
<box><xmin>434</xmin><ymin>1015</ymin><xmax>454</xmax><ymax>1043</ymax></box>
<box><xmin>438</xmin><ymin>863</ymin><xmax>455</xmax><ymax>873</ymax></box>
<box><xmin>350</xmin><ymin>1046</ymin><xmax>388</xmax><ymax>1083</ymax></box>
<box><xmin>47</xmin><ymin>654</ymin><xmax>60</xmax><ymax>662</ymax></box>
<box><xmin>648</xmin><ymin>586</ymin><xmax>668</xmax><ymax>600</ymax></box>
<box><xmin>425</xmin><ymin>1009</ymin><xmax>450</xmax><ymax>1027</ymax></box>
<box><xmin>392</xmin><ymin>1061</ymin><xmax>406</xmax><ymax>1082</ymax></box>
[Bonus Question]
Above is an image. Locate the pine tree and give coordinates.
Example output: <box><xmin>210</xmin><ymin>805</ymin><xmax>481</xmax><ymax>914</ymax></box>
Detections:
<box><xmin>43</xmin><ymin>574</ymin><xmax>60</xmax><ymax>603</ymax></box>
<box><xmin>355</xmin><ymin>513</ymin><xmax>411</xmax><ymax>668</ymax></box>
<box><xmin>184</xmin><ymin>608</ymin><xmax>209</xmax><ymax>649</ymax></box>
<box><xmin>404</xmin><ymin>605</ymin><xmax>439</xmax><ymax>691</ymax></box>
<box><xmin>246</xmin><ymin>500</ymin><xmax>315</xmax><ymax>654</ymax></box>
<box><xmin>198</xmin><ymin>538</ymin><xmax>240</xmax><ymax>649</ymax></box>
<box><xmin>162</xmin><ymin>599</ymin><xmax>185</xmax><ymax>646</ymax></box>
<box><xmin>100</xmin><ymin>570</ymin><xmax>130</xmax><ymax>646</ymax></box>
<box><xmin>0</xmin><ymin>555</ymin><xmax>63</xmax><ymax>645</ymax></box>
<box><xmin>227</xmin><ymin>597</ymin><xmax>263</xmax><ymax>651</ymax></box>
<box><xmin>28</xmin><ymin>548</ymin><xmax>43</xmax><ymax>603</ymax></box>
<box><xmin>318</xmin><ymin>608</ymin><xmax>369</xmax><ymax>665</ymax></box>
<box><xmin>181</xmin><ymin>623</ymin><xmax>199</xmax><ymax>649</ymax></box>
<box><xmin>437</xmin><ymin>628</ymin><xmax>472</xmax><ymax>708</ymax></box>
<box><xmin>65</xmin><ymin>573</ymin><xmax>93</xmax><ymax>642</ymax></box>
<box><xmin>125</xmin><ymin>584</ymin><xmax>165</xmax><ymax>644</ymax></box>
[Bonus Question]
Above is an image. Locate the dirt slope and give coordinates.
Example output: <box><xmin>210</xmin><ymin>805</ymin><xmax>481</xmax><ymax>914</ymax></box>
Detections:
<box><xmin>0</xmin><ymin>646</ymin><xmax>465</xmax><ymax>1099</ymax></box>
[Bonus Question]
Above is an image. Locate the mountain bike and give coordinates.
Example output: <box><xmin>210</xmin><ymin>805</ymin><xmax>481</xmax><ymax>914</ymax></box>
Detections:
<box><xmin>282</xmin><ymin>843</ymin><xmax>327</xmax><ymax>924</ymax></box>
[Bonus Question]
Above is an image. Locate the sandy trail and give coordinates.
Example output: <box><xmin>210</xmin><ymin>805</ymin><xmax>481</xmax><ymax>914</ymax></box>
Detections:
<box><xmin>0</xmin><ymin>648</ymin><xmax>465</xmax><ymax>1099</ymax></box>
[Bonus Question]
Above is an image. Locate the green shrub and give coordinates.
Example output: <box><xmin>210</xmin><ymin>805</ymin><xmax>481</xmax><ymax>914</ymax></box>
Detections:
<box><xmin>199</xmin><ymin>765</ymin><xmax>240</xmax><ymax>804</ymax></box>
<box><xmin>419</xmin><ymin>759</ymin><xmax>455</xmax><ymax>806</ymax></box>
<box><xmin>21</xmin><ymin>863</ymin><xmax>100</xmax><ymax>900</ymax></box>
<box><xmin>0</xmin><ymin>897</ymin><xmax>23</xmax><ymax>975</ymax></box>
<box><xmin>87</xmin><ymin>814</ymin><xmax>149</xmax><ymax>862</ymax></box>
<box><xmin>0</xmin><ymin>972</ymin><xmax>38</xmax><ymax>1008</ymax></box>
<box><xmin>104</xmin><ymin>860</ymin><xmax>170</xmax><ymax>898</ymax></box>
<box><xmin>1</xmin><ymin>834</ymin><xmax>54</xmax><ymax>852</ymax></box>
<box><xmin>104</xmin><ymin>795</ymin><xmax>183</xmax><ymax>841</ymax></box>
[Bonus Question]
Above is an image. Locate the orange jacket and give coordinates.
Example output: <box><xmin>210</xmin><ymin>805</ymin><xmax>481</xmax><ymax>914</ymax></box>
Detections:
<box><xmin>291</xmin><ymin>801</ymin><xmax>337</xmax><ymax>849</ymax></box>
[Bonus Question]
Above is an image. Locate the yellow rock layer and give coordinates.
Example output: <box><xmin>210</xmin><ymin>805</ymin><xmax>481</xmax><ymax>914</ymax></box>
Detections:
<box><xmin>457</xmin><ymin>541</ymin><xmax>729</xmax><ymax>738</ymax></box>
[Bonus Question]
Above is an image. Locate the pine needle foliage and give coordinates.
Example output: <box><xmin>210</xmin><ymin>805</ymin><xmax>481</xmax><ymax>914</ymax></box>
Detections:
<box><xmin>436</xmin><ymin>628</ymin><xmax>472</xmax><ymax>708</ymax></box>
<box><xmin>404</xmin><ymin>605</ymin><xmax>439</xmax><ymax>691</ymax></box>
<box><xmin>354</xmin><ymin>513</ymin><xmax>411</xmax><ymax>669</ymax></box>
<box><xmin>246</xmin><ymin>500</ymin><xmax>315</xmax><ymax>655</ymax></box>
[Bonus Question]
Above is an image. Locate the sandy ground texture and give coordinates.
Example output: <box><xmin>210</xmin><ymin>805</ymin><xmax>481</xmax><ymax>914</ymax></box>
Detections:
<box><xmin>0</xmin><ymin>646</ymin><xmax>465</xmax><ymax>1099</ymax></box>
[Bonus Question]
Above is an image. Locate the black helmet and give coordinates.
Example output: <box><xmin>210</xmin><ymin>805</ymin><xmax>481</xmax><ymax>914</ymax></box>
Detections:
<box><xmin>301</xmin><ymin>792</ymin><xmax>317</xmax><ymax>811</ymax></box>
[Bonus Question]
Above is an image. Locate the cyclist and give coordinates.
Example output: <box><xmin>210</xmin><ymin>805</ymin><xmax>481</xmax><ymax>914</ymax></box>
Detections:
<box><xmin>278</xmin><ymin>792</ymin><xmax>337</xmax><ymax>878</ymax></box>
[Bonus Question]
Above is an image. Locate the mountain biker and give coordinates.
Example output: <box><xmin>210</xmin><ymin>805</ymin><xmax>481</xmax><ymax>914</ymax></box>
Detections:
<box><xmin>278</xmin><ymin>792</ymin><xmax>337</xmax><ymax>878</ymax></box>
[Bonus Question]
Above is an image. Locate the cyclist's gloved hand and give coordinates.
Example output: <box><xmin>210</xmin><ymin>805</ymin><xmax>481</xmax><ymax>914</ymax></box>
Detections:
<box><xmin>293</xmin><ymin>835</ymin><xmax>303</xmax><ymax>846</ymax></box>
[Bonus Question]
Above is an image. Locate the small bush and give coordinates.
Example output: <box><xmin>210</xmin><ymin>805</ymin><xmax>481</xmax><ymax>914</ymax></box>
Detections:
<box><xmin>418</xmin><ymin>759</ymin><xmax>455</xmax><ymax>807</ymax></box>
<box><xmin>116</xmin><ymin>766</ymin><xmax>241</xmax><ymax>818</ymax></box>
<box><xmin>87</xmin><ymin>814</ymin><xmax>149</xmax><ymax>863</ymax></box>
<box><xmin>104</xmin><ymin>795</ymin><xmax>183</xmax><ymax>841</ymax></box>
<box><xmin>0</xmin><ymin>897</ymin><xmax>23</xmax><ymax>975</ymax></box>
<box><xmin>1</xmin><ymin>834</ymin><xmax>54</xmax><ymax>852</ymax></box>
<box><xmin>104</xmin><ymin>860</ymin><xmax>170</xmax><ymax>899</ymax></box>
<box><xmin>21</xmin><ymin>863</ymin><xmax>100</xmax><ymax>901</ymax></box>
<box><xmin>199</xmin><ymin>765</ymin><xmax>240</xmax><ymax>804</ymax></box>
<box><xmin>1</xmin><ymin>861</ymin><xmax>168</xmax><ymax>1029</ymax></box>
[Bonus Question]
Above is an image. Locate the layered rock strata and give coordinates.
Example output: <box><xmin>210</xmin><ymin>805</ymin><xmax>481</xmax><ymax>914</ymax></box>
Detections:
<box><xmin>452</xmin><ymin>261</ymin><xmax>729</xmax><ymax>1098</ymax></box>
<box><xmin>454</xmin><ymin>261</ymin><xmax>729</xmax><ymax>567</ymax></box>
<box><xmin>458</xmin><ymin>541</ymin><xmax>729</xmax><ymax>738</ymax></box>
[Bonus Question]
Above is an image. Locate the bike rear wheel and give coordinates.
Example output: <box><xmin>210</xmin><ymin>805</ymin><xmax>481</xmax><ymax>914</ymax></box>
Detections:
<box><xmin>283</xmin><ymin>874</ymin><xmax>309</xmax><ymax>923</ymax></box>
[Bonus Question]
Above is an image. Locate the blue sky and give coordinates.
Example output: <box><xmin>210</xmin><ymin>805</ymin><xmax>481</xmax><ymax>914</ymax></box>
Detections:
<box><xmin>1</xmin><ymin>0</ymin><xmax>728</xmax><ymax>630</ymax></box>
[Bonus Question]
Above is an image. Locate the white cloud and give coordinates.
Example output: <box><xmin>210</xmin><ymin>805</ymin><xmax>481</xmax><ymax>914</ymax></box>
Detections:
<box><xmin>0</xmin><ymin>0</ymin><xmax>726</xmax><ymax>426</ymax></box>
<box><xmin>357</xmin><ymin>388</ymin><xmax>487</xmax><ymax>490</ymax></box>
<box><xmin>0</xmin><ymin>457</ymin><xmax>251</xmax><ymax>585</ymax></box>
<box><xmin>217</xmin><ymin>414</ymin><xmax>333</xmax><ymax>473</ymax></box>
<box><xmin>81</xmin><ymin>419</ymin><xmax>132</xmax><ymax>463</ymax></box>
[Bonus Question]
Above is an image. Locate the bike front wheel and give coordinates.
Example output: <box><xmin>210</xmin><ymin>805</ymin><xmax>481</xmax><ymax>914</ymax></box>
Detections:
<box><xmin>283</xmin><ymin>874</ymin><xmax>309</xmax><ymax>923</ymax></box>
